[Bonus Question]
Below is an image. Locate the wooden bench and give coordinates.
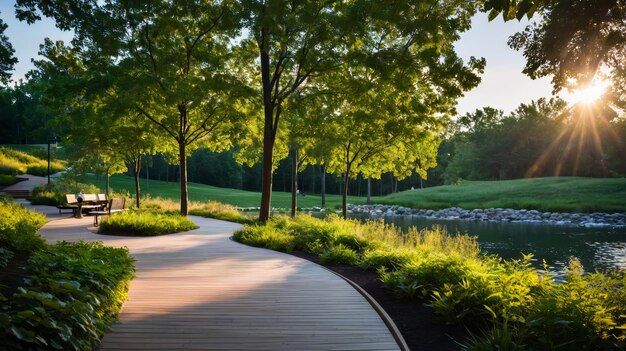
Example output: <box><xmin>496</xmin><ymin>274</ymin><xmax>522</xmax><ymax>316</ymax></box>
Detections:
<box><xmin>57</xmin><ymin>194</ymin><xmax>108</xmax><ymax>217</ymax></box>
<box><xmin>90</xmin><ymin>197</ymin><xmax>126</xmax><ymax>225</ymax></box>
<box><xmin>57</xmin><ymin>194</ymin><xmax>79</xmax><ymax>214</ymax></box>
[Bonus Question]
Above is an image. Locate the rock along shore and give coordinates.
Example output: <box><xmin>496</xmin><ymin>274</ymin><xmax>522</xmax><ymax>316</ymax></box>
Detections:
<box><xmin>346</xmin><ymin>204</ymin><xmax>626</xmax><ymax>229</ymax></box>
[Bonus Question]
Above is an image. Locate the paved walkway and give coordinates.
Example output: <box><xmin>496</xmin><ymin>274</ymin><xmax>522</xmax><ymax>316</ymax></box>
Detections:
<box><xmin>33</xmin><ymin>209</ymin><xmax>400</xmax><ymax>350</ymax></box>
<box><xmin>2</xmin><ymin>173</ymin><xmax>47</xmax><ymax>191</ymax></box>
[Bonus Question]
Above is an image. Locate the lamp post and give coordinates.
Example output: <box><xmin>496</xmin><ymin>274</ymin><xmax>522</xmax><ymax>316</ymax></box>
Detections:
<box><xmin>47</xmin><ymin>137</ymin><xmax>58</xmax><ymax>184</ymax></box>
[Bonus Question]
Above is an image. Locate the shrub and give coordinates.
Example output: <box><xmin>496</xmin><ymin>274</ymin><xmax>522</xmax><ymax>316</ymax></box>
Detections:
<box><xmin>233</xmin><ymin>224</ymin><xmax>295</xmax><ymax>252</ymax></box>
<box><xmin>0</xmin><ymin>247</ymin><xmax>13</xmax><ymax>269</ymax></box>
<box><xmin>381</xmin><ymin>253</ymin><xmax>473</xmax><ymax>299</ymax></box>
<box><xmin>361</xmin><ymin>249</ymin><xmax>418</xmax><ymax>270</ymax></box>
<box><xmin>189</xmin><ymin>201</ymin><xmax>255</xmax><ymax>224</ymax></box>
<box><xmin>31</xmin><ymin>178</ymin><xmax>100</xmax><ymax>206</ymax></box>
<box><xmin>0</xmin><ymin>241</ymin><xmax>135</xmax><ymax>350</ymax></box>
<box><xmin>232</xmin><ymin>214</ymin><xmax>626</xmax><ymax>350</ymax></box>
<box><xmin>319</xmin><ymin>244</ymin><xmax>359</xmax><ymax>265</ymax></box>
<box><xmin>0</xmin><ymin>198</ymin><xmax>46</xmax><ymax>252</ymax></box>
<box><xmin>0</xmin><ymin>174</ymin><xmax>19</xmax><ymax>186</ymax></box>
<box><xmin>98</xmin><ymin>211</ymin><xmax>198</xmax><ymax>236</ymax></box>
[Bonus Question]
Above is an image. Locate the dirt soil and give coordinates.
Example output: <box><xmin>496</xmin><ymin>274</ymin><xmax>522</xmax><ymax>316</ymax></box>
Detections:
<box><xmin>290</xmin><ymin>251</ymin><xmax>471</xmax><ymax>351</ymax></box>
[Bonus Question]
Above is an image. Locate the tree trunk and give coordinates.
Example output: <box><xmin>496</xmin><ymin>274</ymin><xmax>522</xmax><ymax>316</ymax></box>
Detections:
<box><xmin>259</xmin><ymin>27</ymin><xmax>277</xmax><ymax>223</ymax></box>
<box><xmin>320</xmin><ymin>165</ymin><xmax>326</xmax><ymax>208</ymax></box>
<box><xmin>290</xmin><ymin>147</ymin><xmax>298</xmax><ymax>218</ymax></box>
<box><xmin>133</xmin><ymin>154</ymin><xmax>141</xmax><ymax>208</ymax></box>
<box><xmin>179</xmin><ymin>142</ymin><xmax>188</xmax><ymax>215</ymax></box>
<box><xmin>367</xmin><ymin>178</ymin><xmax>371</xmax><ymax>204</ymax></box>
<box><xmin>342</xmin><ymin>166</ymin><xmax>351</xmax><ymax>219</ymax></box>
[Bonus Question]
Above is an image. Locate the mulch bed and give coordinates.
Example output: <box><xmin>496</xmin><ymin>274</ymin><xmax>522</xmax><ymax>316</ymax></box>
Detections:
<box><xmin>0</xmin><ymin>252</ymin><xmax>29</xmax><ymax>297</ymax></box>
<box><xmin>290</xmin><ymin>251</ymin><xmax>471</xmax><ymax>351</ymax></box>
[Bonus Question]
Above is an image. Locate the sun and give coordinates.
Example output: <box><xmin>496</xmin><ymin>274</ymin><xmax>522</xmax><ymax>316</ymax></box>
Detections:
<box><xmin>563</xmin><ymin>79</ymin><xmax>609</xmax><ymax>105</ymax></box>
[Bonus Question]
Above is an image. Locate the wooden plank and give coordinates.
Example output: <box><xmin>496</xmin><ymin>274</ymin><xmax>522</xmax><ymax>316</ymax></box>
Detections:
<box><xmin>36</xmin><ymin>215</ymin><xmax>400</xmax><ymax>351</ymax></box>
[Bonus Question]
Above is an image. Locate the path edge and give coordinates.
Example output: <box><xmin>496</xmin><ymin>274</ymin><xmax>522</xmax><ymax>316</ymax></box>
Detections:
<box><xmin>319</xmin><ymin>266</ymin><xmax>410</xmax><ymax>351</ymax></box>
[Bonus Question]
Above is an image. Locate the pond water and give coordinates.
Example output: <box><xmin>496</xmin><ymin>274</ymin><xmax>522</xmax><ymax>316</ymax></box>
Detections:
<box><xmin>320</xmin><ymin>213</ymin><xmax>626</xmax><ymax>274</ymax></box>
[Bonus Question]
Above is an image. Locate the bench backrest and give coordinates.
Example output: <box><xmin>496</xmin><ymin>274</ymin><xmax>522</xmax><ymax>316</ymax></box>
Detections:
<box><xmin>110</xmin><ymin>197</ymin><xmax>126</xmax><ymax>211</ymax></box>
<box><xmin>66</xmin><ymin>194</ymin><xmax>77</xmax><ymax>204</ymax></box>
<box><xmin>83</xmin><ymin>194</ymin><xmax>98</xmax><ymax>202</ymax></box>
<box><xmin>97</xmin><ymin>194</ymin><xmax>108</xmax><ymax>202</ymax></box>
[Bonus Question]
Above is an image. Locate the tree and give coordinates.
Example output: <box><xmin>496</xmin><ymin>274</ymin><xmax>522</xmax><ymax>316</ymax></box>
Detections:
<box><xmin>241</xmin><ymin>0</ymin><xmax>484</xmax><ymax>221</ymax></box>
<box><xmin>483</xmin><ymin>0</ymin><xmax>625</xmax><ymax>92</ymax></box>
<box><xmin>17</xmin><ymin>0</ymin><xmax>250</xmax><ymax>215</ymax></box>
<box><xmin>307</xmin><ymin>52</ymin><xmax>481</xmax><ymax>218</ymax></box>
<box><xmin>0</xmin><ymin>12</ymin><xmax>17</xmax><ymax>85</ymax></box>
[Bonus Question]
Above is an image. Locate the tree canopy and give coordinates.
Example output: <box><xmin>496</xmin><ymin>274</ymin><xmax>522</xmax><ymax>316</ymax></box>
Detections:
<box><xmin>484</xmin><ymin>0</ymin><xmax>625</xmax><ymax>92</ymax></box>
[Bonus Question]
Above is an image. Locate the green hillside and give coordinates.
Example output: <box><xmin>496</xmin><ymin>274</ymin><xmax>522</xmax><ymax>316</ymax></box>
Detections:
<box><xmin>377</xmin><ymin>177</ymin><xmax>626</xmax><ymax>213</ymax></box>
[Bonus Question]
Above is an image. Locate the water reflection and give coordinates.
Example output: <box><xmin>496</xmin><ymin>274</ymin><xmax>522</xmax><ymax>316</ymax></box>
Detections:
<box><xmin>340</xmin><ymin>213</ymin><xmax>626</xmax><ymax>274</ymax></box>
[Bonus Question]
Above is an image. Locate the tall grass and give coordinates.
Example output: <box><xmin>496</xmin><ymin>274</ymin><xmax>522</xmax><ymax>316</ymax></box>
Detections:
<box><xmin>98</xmin><ymin>210</ymin><xmax>198</xmax><ymax>236</ymax></box>
<box><xmin>0</xmin><ymin>147</ymin><xmax>65</xmax><ymax>176</ymax></box>
<box><xmin>140</xmin><ymin>197</ymin><xmax>255</xmax><ymax>224</ymax></box>
<box><xmin>233</xmin><ymin>214</ymin><xmax>626</xmax><ymax>350</ymax></box>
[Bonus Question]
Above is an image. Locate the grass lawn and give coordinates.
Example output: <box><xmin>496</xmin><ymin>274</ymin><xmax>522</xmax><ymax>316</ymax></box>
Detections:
<box><xmin>377</xmin><ymin>177</ymin><xmax>626</xmax><ymax>212</ymax></box>
<box><xmin>80</xmin><ymin>174</ymin><xmax>367</xmax><ymax>209</ymax></box>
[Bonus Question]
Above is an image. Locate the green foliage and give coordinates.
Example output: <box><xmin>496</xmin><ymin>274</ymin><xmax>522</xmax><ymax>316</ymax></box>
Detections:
<box><xmin>0</xmin><ymin>174</ymin><xmax>18</xmax><ymax>186</ymax></box>
<box><xmin>98</xmin><ymin>211</ymin><xmax>198</xmax><ymax>236</ymax></box>
<box><xmin>0</xmin><ymin>247</ymin><xmax>13</xmax><ymax>269</ymax></box>
<box><xmin>31</xmin><ymin>178</ymin><xmax>100</xmax><ymax>206</ymax></box>
<box><xmin>232</xmin><ymin>224</ymin><xmax>295</xmax><ymax>252</ymax></box>
<box><xmin>319</xmin><ymin>244</ymin><xmax>358</xmax><ymax>265</ymax></box>
<box><xmin>233</xmin><ymin>214</ymin><xmax>626</xmax><ymax>349</ymax></box>
<box><xmin>0</xmin><ymin>147</ymin><xmax>64</xmax><ymax>176</ymax></box>
<box><xmin>0</xmin><ymin>198</ymin><xmax>45</xmax><ymax>252</ymax></box>
<box><xmin>360</xmin><ymin>249</ymin><xmax>418</xmax><ymax>270</ymax></box>
<box><xmin>0</xmin><ymin>241</ymin><xmax>135</xmax><ymax>351</ymax></box>
<box><xmin>189</xmin><ymin>201</ymin><xmax>256</xmax><ymax>225</ymax></box>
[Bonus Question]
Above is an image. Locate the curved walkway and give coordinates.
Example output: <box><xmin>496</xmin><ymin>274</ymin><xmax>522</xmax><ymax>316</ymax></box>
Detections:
<box><xmin>36</xmin><ymin>212</ymin><xmax>400</xmax><ymax>350</ymax></box>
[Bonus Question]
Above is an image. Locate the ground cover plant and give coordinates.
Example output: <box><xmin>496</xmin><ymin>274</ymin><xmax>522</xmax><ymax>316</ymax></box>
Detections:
<box><xmin>378</xmin><ymin>177</ymin><xmax>626</xmax><ymax>213</ymax></box>
<box><xmin>0</xmin><ymin>175</ymin><xmax>19</xmax><ymax>186</ymax></box>
<box><xmin>139</xmin><ymin>197</ymin><xmax>255</xmax><ymax>225</ymax></box>
<box><xmin>31</xmin><ymin>177</ymin><xmax>100</xmax><ymax>206</ymax></box>
<box><xmin>0</xmin><ymin>198</ymin><xmax>135</xmax><ymax>350</ymax></box>
<box><xmin>234</xmin><ymin>215</ymin><xmax>626</xmax><ymax>350</ymax></box>
<box><xmin>98</xmin><ymin>210</ymin><xmax>198</xmax><ymax>236</ymax></box>
<box><xmin>0</xmin><ymin>147</ymin><xmax>65</xmax><ymax>177</ymax></box>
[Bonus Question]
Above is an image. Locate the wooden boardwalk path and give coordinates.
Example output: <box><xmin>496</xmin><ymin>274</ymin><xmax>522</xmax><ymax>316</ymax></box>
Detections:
<box><xmin>36</xmin><ymin>214</ymin><xmax>400</xmax><ymax>350</ymax></box>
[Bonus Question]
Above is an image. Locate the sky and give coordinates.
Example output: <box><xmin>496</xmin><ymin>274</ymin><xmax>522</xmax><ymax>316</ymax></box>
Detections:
<box><xmin>0</xmin><ymin>4</ymin><xmax>558</xmax><ymax>116</ymax></box>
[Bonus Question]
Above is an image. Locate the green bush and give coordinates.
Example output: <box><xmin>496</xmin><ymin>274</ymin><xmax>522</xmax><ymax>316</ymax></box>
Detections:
<box><xmin>0</xmin><ymin>199</ymin><xmax>46</xmax><ymax>252</ymax></box>
<box><xmin>0</xmin><ymin>241</ymin><xmax>135</xmax><ymax>350</ymax></box>
<box><xmin>360</xmin><ymin>249</ymin><xmax>418</xmax><ymax>270</ymax></box>
<box><xmin>189</xmin><ymin>201</ymin><xmax>255</xmax><ymax>225</ymax></box>
<box><xmin>319</xmin><ymin>244</ymin><xmax>359</xmax><ymax>265</ymax></box>
<box><xmin>233</xmin><ymin>224</ymin><xmax>295</xmax><ymax>252</ymax></box>
<box><xmin>31</xmin><ymin>179</ymin><xmax>100</xmax><ymax>206</ymax></box>
<box><xmin>232</xmin><ymin>214</ymin><xmax>626</xmax><ymax>350</ymax></box>
<box><xmin>0</xmin><ymin>174</ymin><xmax>19</xmax><ymax>186</ymax></box>
<box><xmin>98</xmin><ymin>211</ymin><xmax>198</xmax><ymax>236</ymax></box>
<box><xmin>0</xmin><ymin>247</ymin><xmax>13</xmax><ymax>269</ymax></box>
